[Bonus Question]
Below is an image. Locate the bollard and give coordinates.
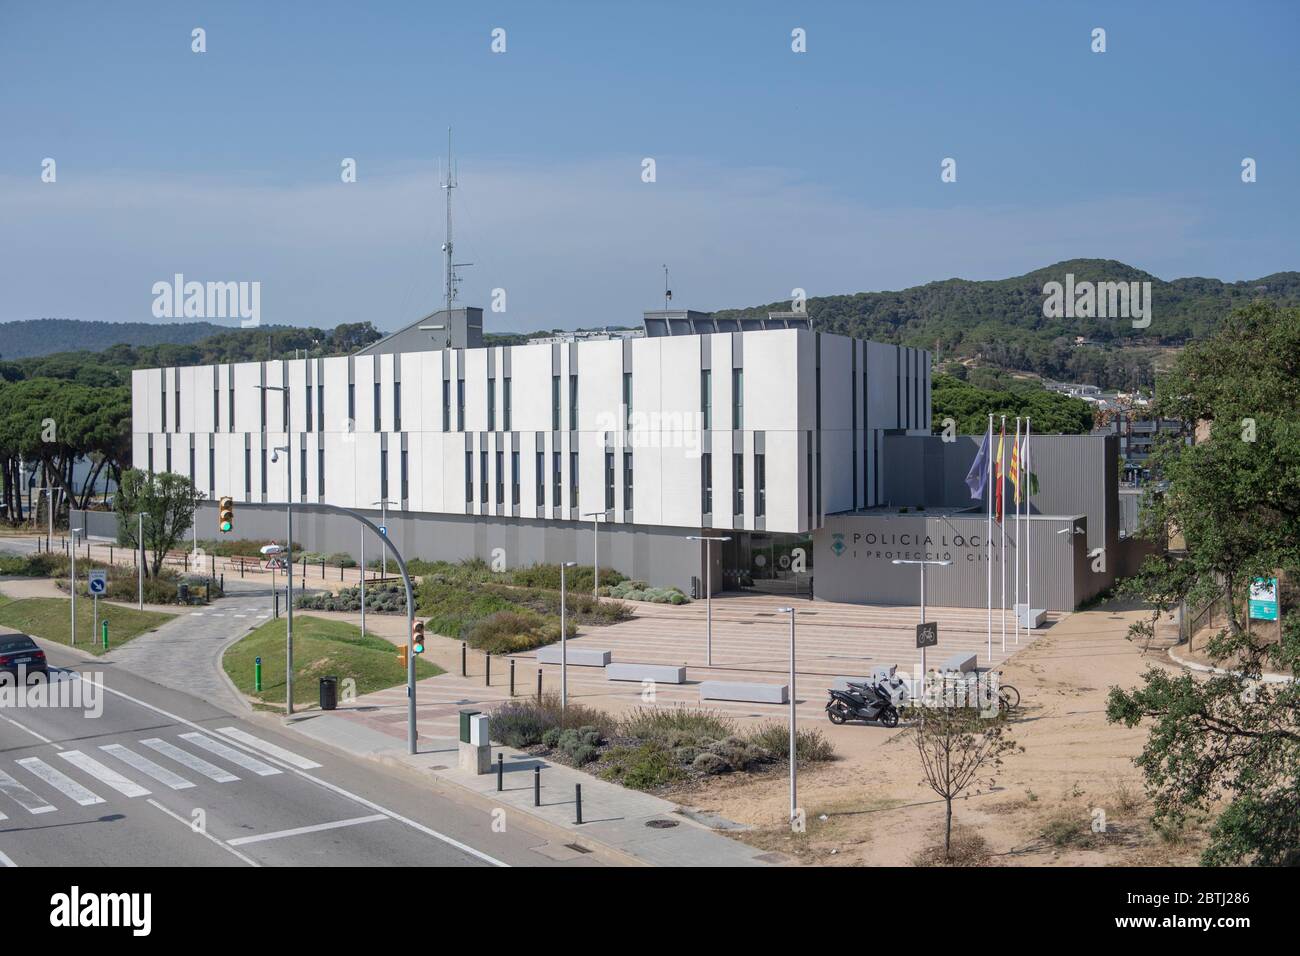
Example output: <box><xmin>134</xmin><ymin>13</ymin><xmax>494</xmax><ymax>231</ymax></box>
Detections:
<box><xmin>321</xmin><ymin>558</ymin><xmax>325</xmax><ymax>579</ymax></box>
<box><xmin>575</xmin><ymin>783</ymin><xmax>583</xmax><ymax>824</ymax></box>
<box><xmin>239</xmin><ymin>560</ymin><xmax>245</xmax><ymax>579</ymax></box>
<box><xmin>254</xmin><ymin>656</ymin><xmax>263</xmax><ymax>692</ymax></box>
<box><xmin>220</xmin><ymin>572</ymin><xmax>225</xmax><ymax>592</ymax></box>
<box><xmin>534</xmin><ymin>766</ymin><xmax>541</xmax><ymax>807</ymax></box>
<box><xmin>109</xmin><ymin>545</ymin><xmax>113</xmax><ymax>564</ymax></box>
<box><xmin>536</xmin><ymin>668</ymin><xmax>542</xmax><ymax>703</ymax></box>
<box><xmin>497</xmin><ymin>753</ymin><xmax>504</xmax><ymax>792</ymax></box>
<box><xmin>510</xmin><ymin>658</ymin><xmax>515</xmax><ymax>697</ymax></box>
<box><xmin>485</xmin><ymin>653</ymin><xmax>491</xmax><ymax>687</ymax></box>
<box><xmin>211</xmin><ymin>554</ymin><xmax>216</xmax><ymax>577</ymax></box>
<box><xmin>101</xmin><ymin>620</ymin><xmax>109</xmax><ymax>651</ymax></box>
<box><xmin>274</xmin><ymin>591</ymin><xmax>280</xmax><ymax>619</ymax></box>
<box><xmin>461</xmin><ymin>642</ymin><xmax>467</xmax><ymax>677</ymax></box>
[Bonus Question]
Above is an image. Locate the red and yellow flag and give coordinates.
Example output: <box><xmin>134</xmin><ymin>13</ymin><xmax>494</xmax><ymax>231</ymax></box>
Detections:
<box><xmin>1010</xmin><ymin>431</ymin><xmax>1021</xmax><ymax>504</ymax></box>
<box><xmin>994</xmin><ymin>422</ymin><xmax>1006</xmax><ymax>523</ymax></box>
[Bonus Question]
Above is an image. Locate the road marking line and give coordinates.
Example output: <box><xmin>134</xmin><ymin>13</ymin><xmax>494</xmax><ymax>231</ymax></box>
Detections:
<box><xmin>210</xmin><ymin>613</ymin><xmax>225</xmax><ymax>618</ymax></box>
<box><xmin>145</xmin><ymin>799</ymin><xmax>259</xmax><ymax>867</ymax></box>
<box><xmin>83</xmin><ymin>677</ymin><xmax>509</xmax><ymax>867</ymax></box>
<box><xmin>140</xmin><ymin>738</ymin><xmax>238</xmax><ymax>783</ymax></box>
<box><xmin>100</xmin><ymin>744</ymin><xmax>195</xmax><ymax>790</ymax></box>
<box><xmin>0</xmin><ymin>768</ymin><xmax>57</xmax><ymax>814</ymax></box>
<box><xmin>0</xmin><ymin>849</ymin><xmax>15</xmax><ymax>867</ymax></box>
<box><xmin>56</xmin><ymin>751</ymin><xmax>150</xmax><ymax>798</ymax></box>
<box><xmin>0</xmin><ymin>714</ymin><xmax>62</xmax><ymax>749</ymax></box>
<box><xmin>190</xmin><ymin>612</ymin><xmax>205</xmax><ymax>617</ymax></box>
<box><xmin>180</xmin><ymin>733</ymin><xmax>280</xmax><ymax>776</ymax></box>
<box><xmin>16</xmin><ymin>757</ymin><xmax>104</xmax><ymax>807</ymax></box>
<box><xmin>216</xmin><ymin>727</ymin><xmax>322</xmax><ymax>769</ymax></box>
<box><xmin>228</xmin><ymin>813</ymin><xmax>388</xmax><ymax>846</ymax></box>
<box><xmin>233</xmin><ymin>615</ymin><xmax>248</xmax><ymax>619</ymax></box>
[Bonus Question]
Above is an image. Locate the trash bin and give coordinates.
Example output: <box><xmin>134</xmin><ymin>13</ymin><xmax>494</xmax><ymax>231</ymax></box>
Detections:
<box><xmin>458</xmin><ymin>708</ymin><xmax>481</xmax><ymax>743</ymax></box>
<box><xmin>319</xmin><ymin>676</ymin><xmax>339</xmax><ymax>711</ymax></box>
<box><xmin>178</xmin><ymin>583</ymin><xmax>190</xmax><ymax>604</ymax></box>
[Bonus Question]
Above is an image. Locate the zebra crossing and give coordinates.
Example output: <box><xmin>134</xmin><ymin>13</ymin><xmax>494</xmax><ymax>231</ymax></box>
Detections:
<box><xmin>0</xmin><ymin>729</ymin><xmax>322</xmax><ymax>817</ymax></box>
<box><xmin>189</xmin><ymin>605</ymin><xmax>273</xmax><ymax>619</ymax></box>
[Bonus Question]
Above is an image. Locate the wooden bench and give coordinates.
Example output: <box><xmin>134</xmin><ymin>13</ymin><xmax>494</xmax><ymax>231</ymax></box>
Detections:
<box><xmin>226</xmin><ymin>555</ymin><xmax>263</xmax><ymax>574</ymax></box>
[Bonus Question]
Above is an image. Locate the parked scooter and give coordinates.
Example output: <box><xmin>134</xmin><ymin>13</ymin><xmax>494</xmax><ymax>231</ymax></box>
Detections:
<box><xmin>825</xmin><ymin>679</ymin><xmax>900</xmax><ymax>728</ymax></box>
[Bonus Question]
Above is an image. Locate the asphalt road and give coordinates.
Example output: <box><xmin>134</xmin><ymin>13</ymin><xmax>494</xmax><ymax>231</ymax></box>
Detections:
<box><xmin>0</xmin><ymin>644</ymin><xmax>604</xmax><ymax>867</ymax></box>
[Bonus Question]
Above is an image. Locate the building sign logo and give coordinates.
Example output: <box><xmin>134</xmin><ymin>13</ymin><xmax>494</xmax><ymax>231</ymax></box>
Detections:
<box><xmin>831</xmin><ymin>533</ymin><xmax>845</xmax><ymax>556</ymax></box>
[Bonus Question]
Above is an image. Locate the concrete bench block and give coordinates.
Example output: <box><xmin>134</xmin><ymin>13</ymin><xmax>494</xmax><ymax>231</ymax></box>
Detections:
<box><xmin>605</xmin><ymin>662</ymin><xmax>686</xmax><ymax>684</ymax></box>
<box><xmin>939</xmin><ymin>652</ymin><xmax>978</xmax><ymax>674</ymax></box>
<box><xmin>1015</xmin><ymin>604</ymin><xmax>1047</xmax><ymax>628</ymax></box>
<box><xmin>536</xmin><ymin>645</ymin><xmax>612</xmax><ymax>667</ymax></box>
<box><xmin>700</xmin><ymin>680</ymin><xmax>788</xmax><ymax>704</ymax></box>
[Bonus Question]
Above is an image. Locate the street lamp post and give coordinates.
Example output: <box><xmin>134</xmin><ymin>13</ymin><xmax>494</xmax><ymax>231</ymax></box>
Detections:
<box><xmin>137</xmin><ymin>511</ymin><xmax>149</xmax><ymax>610</ymax></box>
<box><xmin>891</xmin><ymin>558</ymin><xmax>953</xmax><ymax>697</ymax></box>
<box><xmin>257</xmin><ymin>381</ymin><xmax>296</xmax><ymax>715</ymax></box>
<box><xmin>777</xmin><ymin>605</ymin><xmax>797</xmax><ymax>829</ymax></box>
<box><xmin>581</xmin><ymin>511</ymin><xmax>603</xmax><ymax>597</ymax></box>
<box><xmin>70</xmin><ymin>527</ymin><xmax>83</xmax><ymax>646</ymax></box>
<box><xmin>686</xmin><ymin>535</ymin><xmax>731</xmax><ymax>666</ymax></box>
<box><xmin>559</xmin><ymin>561</ymin><xmax>577</xmax><ymax>713</ymax></box>
<box><xmin>359</xmin><ymin>530</ymin><xmax>366</xmax><ymax>639</ymax></box>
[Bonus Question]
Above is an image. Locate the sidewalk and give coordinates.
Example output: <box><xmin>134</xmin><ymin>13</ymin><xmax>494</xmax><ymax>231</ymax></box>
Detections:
<box><xmin>286</xmin><ymin>711</ymin><xmax>780</xmax><ymax>867</ymax></box>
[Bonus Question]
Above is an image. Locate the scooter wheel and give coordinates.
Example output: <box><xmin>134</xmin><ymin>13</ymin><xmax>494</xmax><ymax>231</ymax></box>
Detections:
<box><xmin>826</xmin><ymin>702</ymin><xmax>848</xmax><ymax>725</ymax></box>
<box><xmin>879</xmin><ymin>707</ymin><xmax>899</xmax><ymax>729</ymax></box>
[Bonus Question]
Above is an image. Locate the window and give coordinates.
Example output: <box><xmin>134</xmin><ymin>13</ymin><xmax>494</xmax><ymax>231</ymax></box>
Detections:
<box><xmin>282</xmin><ymin>390</ymin><xmax>289</xmax><ymax>432</ymax></box>
<box><xmin>228</xmin><ymin>380</ymin><xmax>235</xmax><ymax>434</ymax></box>
<box><xmin>465</xmin><ymin>452</ymin><xmax>473</xmax><ymax>503</ymax></box>
<box><xmin>487</xmin><ymin>377</ymin><xmax>496</xmax><ymax>430</ymax></box>
<box><xmin>503</xmin><ymin>378</ymin><xmax>512</xmax><ymax>431</ymax></box>
<box><xmin>569</xmin><ymin>374</ymin><xmax>578</xmax><ymax>430</ymax></box>
<box><xmin>700</xmin><ymin>369</ymin><xmax>711</xmax><ymax>430</ymax></box>
<box><xmin>552</xmin><ymin>376</ymin><xmax>560</xmax><ymax>431</ymax></box>
<box><xmin>732</xmin><ymin>368</ymin><xmax>744</xmax><ymax>429</ymax></box>
<box><xmin>569</xmin><ymin>451</ymin><xmax>579</xmax><ymax>508</ymax></box>
<box><xmin>189</xmin><ymin>445</ymin><xmax>195</xmax><ymax>483</ymax></box>
<box><xmin>401</xmin><ymin>450</ymin><xmax>409</xmax><ymax>502</ymax></box>
<box><xmin>165</xmin><ymin>443</ymin><xmax>171</xmax><ymax>474</ymax></box>
<box><xmin>317</xmin><ymin>382</ymin><xmax>324</xmax><ymax>432</ymax></box>
<box><xmin>373</xmin><ymin>382</ymin><xmax>381</xmax><ymax>432</ymax></box>
<box><xmin>536</xmin><ymin>451</ymin><xmax>545</xmax><ymax>506</ymax></box>
<box><xmin>623</xmin><ymin>371</ymin><xmax>632</xmax><ymax>422</ymax></box>
<box><xmin>380</xmin><ymin>448</ymin><xmax>388</xmax><ymax>501</ymax></box>
<box><xmin>604</xmin><ymin>452</ymin><xmax>615</xmax><ymax>510</ymax></box>
<box><xmin>147</xmin><ymin>436</ymin><xmax>152</xmax><ymax>474</ymax></box>
<box><xmin>318</xmin><ymin>447</ymin><xmax>324</xmax><ymax>497</ymax></box>
<box><xmin>733</xmin><ymin>453</ymin><xmax>744</xmax><ymax>515</ymax></box>
<box><xmin>480</xmin><ymin>450</ymin><xmax>488</xmax><ymax>503</ymax></box>
<box><xmin>511</xmin><ymin>451</ymin><xmax>519</xmax><ymax>504</ymax></box>
<box><xmin>260</xmin><ymin>448</ymin><xmax>267</xmax><ymax>495</ymax></box>
<box><xmin>161</xmin><ymin>381</ymin><xmax>167</xmax><ymax>431</ymax></box>
<box><xmin>442</xmin><ymin>380</ymin><xmax>451</xmax><ymax>431</ymax></box>
<box><xmin>306</xmin><ymin>384</ymin><xmax>313</xmax><ymax>432</ymax></box>
<box><xmin>495</xmin><ymin>451</ymin><xmax>504</xmax><ymax>504</ymax></box>
<box><xmin>701</xmin><ymin>453</ymin><xmax>712</xmax><ymax>514</ymax></box>
<box><xmin>393</xmin><ymin>382</ymin><xmax>401</xmax><ymax>432</ymax></box>
<box><xmin>553</xmin><ymin>451</ymin><xmax>561</xmax><ymax>506</ymax></box>
<box><xmin>457</xmin><ymin>379</ymin><xmax>466</xmax><ymax>431</ymax></box>
<box><xmin>300</xmin><ymin>447</ymin><xmax>307</xmax><ymax>501</ymax></box>
<box><xmin>213</xmin><ymin>388</ymin><xmax>220</xmax><ymax>430</ymax></box>
<box><xmin>623</xmin><ymin>451</ymin><xmax>633</xmax><ymax>511</ymax></box>
<box><xmin>244</xmin><ymin>447</ymin><xmax>251</xmax><ymax>495</ymax></box>
<box><xmin>756</xmin><ymin>453</ymin><xmax>766</xmax><ymax>517</ymax></box>
<box><xmin>260</xmin><ymin>386</ymin><xmax>266</xmax><ymax>432</ymax></box>
<box><xmin>347</xmin><ymin>383</ymin><xmax>355</xmax><ymax>427</ymax></box>
<box><xmin>175</xmin><ymin>387</ymin><xmax>180</xmax><ymax>432</ymax></box>
<box><xmin>208</xmin><ymin>446</ymin><xmax>215</xmax><ymax>496</ymax></box>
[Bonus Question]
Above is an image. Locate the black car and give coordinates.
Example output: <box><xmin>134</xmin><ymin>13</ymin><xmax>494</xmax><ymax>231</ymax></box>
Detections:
<box><xmin>0</xmin><ymin>633</ymin><xmax>48</xmax><ymax>683</ymax></box>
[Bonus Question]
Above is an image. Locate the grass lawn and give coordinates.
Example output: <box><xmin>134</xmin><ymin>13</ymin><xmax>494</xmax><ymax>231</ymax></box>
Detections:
<box><xmin>0</xmin><ymin>595</ymin><xmax>174</xmax><ymax>655</ymax></box>
<box><xmin>224</xmin><ymin>614</ymin><xmax>443</xmax><ymax>708</ymax></box>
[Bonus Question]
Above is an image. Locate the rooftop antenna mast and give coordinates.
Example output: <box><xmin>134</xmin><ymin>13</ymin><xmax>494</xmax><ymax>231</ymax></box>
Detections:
<box><xmin>440</xmin><ymin>127</ymin><xmax>472</xmax><ymax>315</ymax></box>
<box><xmin>663</xmin><ymin>264</ymin><xmax>672</xmax><ymax>311</ymax></box>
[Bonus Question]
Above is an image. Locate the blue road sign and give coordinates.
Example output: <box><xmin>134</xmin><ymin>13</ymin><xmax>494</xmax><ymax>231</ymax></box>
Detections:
<box><xmin>87</xmin><ymin>570</ymin><xmax>107</xmax><ymax>595</ymax></box>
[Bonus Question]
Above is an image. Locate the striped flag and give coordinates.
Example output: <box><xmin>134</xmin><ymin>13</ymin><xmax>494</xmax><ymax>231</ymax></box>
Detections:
<box><xmin>994</xmin><ymin>421</ymin><xmax>1006</xmax><ymax>523</ymax></box>
<box><xmin>1010</xmin><ymin>430</ymin><xmax>1021</xmax><ymax>503</ymax></box>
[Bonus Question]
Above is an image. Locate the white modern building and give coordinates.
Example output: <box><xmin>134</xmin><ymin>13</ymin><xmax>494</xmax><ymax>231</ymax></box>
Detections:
<box><xmin>131</xmin><ymin>308</ymin><xmax>933</xmax><ymax>593</ymax></box>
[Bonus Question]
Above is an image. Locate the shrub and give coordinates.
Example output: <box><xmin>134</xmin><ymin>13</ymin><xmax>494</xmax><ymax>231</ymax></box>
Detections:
<box><xmin>598</xmin><ymin>742</ymin><xmax>685</xmax><ymax>790</ymax></box>
<box><xmin>746</xmin><ymin>721</ymin><xmax>837</xmax><ymax>763</ymax></box>
<box><xmin>465</xmin><ymin>610</ymin><xmax>564</xmax><ymax>655</ymax></box>
<box><xmin>489</xmin><ymin>700</ymin><xmax>554</xmax><ymax>748</ymax></box>
<box><xmin>604</xmin><ymin>580</ymin><xmax>690</xmax><ymax>604</ymax></box>
<box><xmin>692</xmin><ymin>752</ymin><xmax>730</xmax><ymax>775</ymax></box>
<box><xmin>541</xmin><ymin>727</ymin><xmax>562</xmax><ymax>749</ymax></box>
<box><xmin>327</xmin><ymin>552</ymin><xmax>357</xmax><ymax>568</ymax></box>
<box><xmin>295</xmin><ymin>581</ymin><xmax>406</xmax><ymax>613</ymax></box>
<box><xmin>618</xmin><ymin>706</ymin><xmax>734</xmax><ymax>744</ymax></box>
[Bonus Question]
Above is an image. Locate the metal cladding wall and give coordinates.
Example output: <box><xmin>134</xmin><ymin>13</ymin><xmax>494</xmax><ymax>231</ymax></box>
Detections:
<box><xmin>813</xmin><ymin>512</ymin><xmax>1092</xmax><ymax>611</ymax></box>
<box><xmin>193</xmin><ymin>501</ymin><xmax>709</xmax><ymax>594</ymax></box>
<box><xmin>881</xmin><ymin>433</ymin><xmax>1120</xmax><ymax>556</ymax></box>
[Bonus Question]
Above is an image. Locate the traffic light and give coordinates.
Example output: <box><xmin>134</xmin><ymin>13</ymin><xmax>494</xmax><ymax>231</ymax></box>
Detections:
<box><xmin>218</xmin><ymin>496</ymin><xmax>234</xmax><ymax>533</ymax></box>
<box><xmin>411</xmin><ymin>619</ymin><xmax>425</xmax><ymax>655</ymax></box>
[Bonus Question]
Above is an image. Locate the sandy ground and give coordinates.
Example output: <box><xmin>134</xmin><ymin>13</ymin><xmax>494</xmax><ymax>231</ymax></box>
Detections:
<box><xmin>671</xmin><ymin>600</ymin><xmax>1203</xmax><ymax>866</ymax></box>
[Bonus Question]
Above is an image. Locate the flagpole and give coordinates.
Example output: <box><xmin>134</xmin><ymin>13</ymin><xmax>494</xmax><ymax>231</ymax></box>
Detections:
<box><xmin>1026</xmin><ymin>417</ymin><xmax>1033</xmax><ymax>632</ymax></box>
<box><xmin>1000</xmin><ymin>415</ymin><xmax>1006</xmax><ymax>653</ymax></box>
<box><xmin>986</xmin><ymin>413</ymin><xmax>993</xmax><ymax>664</ymax></box>
<box><xmin>1014</xmin><ymin>417</ymin><xmax>1021</xmax><ymax>645</ymax></box>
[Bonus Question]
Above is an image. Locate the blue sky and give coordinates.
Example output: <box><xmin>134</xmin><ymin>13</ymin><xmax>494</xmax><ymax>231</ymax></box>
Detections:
<box><xmin>2</xmin><ymin>0</ymin><xmax>1297</xmax><ymax>334</ymax></box>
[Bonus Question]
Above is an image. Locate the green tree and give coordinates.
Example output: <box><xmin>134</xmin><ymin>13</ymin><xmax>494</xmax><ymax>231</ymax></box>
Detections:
<box><xmin>1106</xmin><ymin>301</ymin><xmax>1300</xmax><ymax>865</ymax></box>
<box><xmin>114</xmin><ymin>469</ymin><xmax>203</xmax><ymax>576</ymax></box>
